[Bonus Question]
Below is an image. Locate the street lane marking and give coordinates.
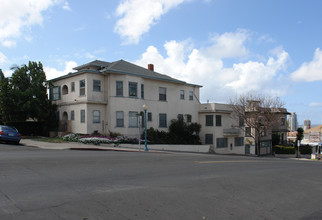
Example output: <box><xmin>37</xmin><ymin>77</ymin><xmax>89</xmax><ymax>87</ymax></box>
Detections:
<box><xmin>195</xmin><ymin>160</ymin><xmax>262</xmax><ymax>164</ymax></box>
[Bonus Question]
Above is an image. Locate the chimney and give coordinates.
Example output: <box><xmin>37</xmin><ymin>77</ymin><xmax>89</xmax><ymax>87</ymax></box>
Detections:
<box><xmin>148</xmin><ymin>64</ymin><xmax>154</xmax><ymax>71</ymax></box>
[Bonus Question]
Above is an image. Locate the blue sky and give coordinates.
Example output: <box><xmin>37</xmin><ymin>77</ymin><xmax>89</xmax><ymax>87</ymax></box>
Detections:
<box><xmin>0</xmin><ymin>0</ymin><xmax>322</xmax><ymax>125</ymax></box>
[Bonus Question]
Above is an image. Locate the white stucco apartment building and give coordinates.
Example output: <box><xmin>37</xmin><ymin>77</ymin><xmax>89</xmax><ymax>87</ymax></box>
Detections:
<box><xmin>50</xmin><ymin>60</ymin><xmax>201</xmax><ymax>137</ymax></box>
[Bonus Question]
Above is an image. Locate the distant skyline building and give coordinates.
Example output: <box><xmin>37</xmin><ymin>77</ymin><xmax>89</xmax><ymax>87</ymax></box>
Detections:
<box><xmin>304</xmin><ymin>119</ymin><xmax>311</xmax><ymax>131</ymax></box>
<box><xmin>288</xmin><ymin>112</ymin><xmax>298</xmax><ymax>132</ymax></box>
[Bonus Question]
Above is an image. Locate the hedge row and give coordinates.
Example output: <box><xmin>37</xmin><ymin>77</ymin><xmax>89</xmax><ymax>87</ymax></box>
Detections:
<box><xmin>273</xmin><ymin>145</ymin><xmax>295</xmax><ymax>154</ymax></box>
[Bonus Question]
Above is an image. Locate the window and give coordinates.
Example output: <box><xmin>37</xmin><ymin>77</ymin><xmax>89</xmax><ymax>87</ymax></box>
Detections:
<box><xmin>141</xmin><ymin>84</ymin><xmax>144</xmax><ymax>99</ymax></box>
<box><xmin>235</xmin><ymin>137</ymin><xmax>244</xmax><ymax>146</ymax></box>
<box><xmin>239</xmin><ymin>116</ymin><xmax>244</xmax><ymax>127</ymax></box>
<box><xmin>187</xmin><ymin>114</ymin><xmax>192</xmax><ymax>123</ymax></box>
<box><xmin>148</xmin><ymin>112</ymin><xmax>152</xmax><ymax>121</ymax></box>
<box><xmin>129</xmin><ymin>82</ymin><xmax>138</xmax><ymax>97</ymax></box>
<box><xmin>62</xmin><ymin>85</ymin><xmax>68</xmax><ymax>95</ymax></box>
<box><xmin>205</xmin><ymin>134</ymin><xmax>213</xmax><ymax>144</ymax></box>
<box><xmin>71</xmin><ymin>82</ymin><xmax>75</xmax><ymax>92</ymax></box>
<box><xmin>159</xmin><ymin>87</ymin><xmax>167</xmax><ymax>101</ymax></box>
<box><xmin>216</xmin><ymin>115</ymin><xmax>222</xmax><ymax>127</ymax></box>
<box><xmin>206</xmin><ymin>115</ymin><xmax>213</xmax><ymax>126</ymax></box>
<box><xmin>71</xmin><ymin>110</ymin><xmax>75</xmax><ymax>121</ymax></box>
<box><xmin>93</xmin><ymin>80</ymin><xmax>101</xmax><ymax>92</ymax></box>
<box><xmin>178</xmin><ymin>114</ymin><xmax>184</xmax><ymax>120</ymax></box>
<box><xmin>180</xmin><ymin>90</ymin><xmax>184</xmax><ymax>99</ymax></box>
<box><xmin>93</xmin><ymin>110</ymin><xmax>100</xmax><ymax>123</ymax></box>
<box><xmin>159</xmin><ymin>113</ymin><xmax>167</xmax><ymax>127</ymax></box>
<box><xmin>116</xmin><ymin>111</ymin><xmax>124</xmax><ymax>127</ymax></box>
<box><xmin>245</xmin><ymin>127</ymin><xmax>252</xmax><ymax>137</ymax></box>
<box><xmin>281</xmin><ymin>117</ymin><xmax>286</xmax><ymax>126</ymax></box>
<box><xmin>80</xmin><ymin>109</ymin><xmax>85</xmax><ymax>123</ymax></box>
<box><xmin>51</xmin><ymin>86</ymin><xmax>61</xmax><ymax>100</ymax></box>
<box><xmin>217</xmin><ymin>138</ymin><xmax>228</xmax><ymax>148</ymax></box>
<box><xmin>79</xmin><ymin>80</ymin><xmax>85</xmax><ymax>96</ymax></box>
<box><xmin>189</xmin><ymin>91</ymin><xmax>193</xmax><ymax>100</ymax></box>
<box><xmin>116</xmin><ymin>81</ymin><xmax>123</xmax><ymax>96</ymax></box>
<box><xmin>129</xmin><ymin>111</ymin><xmax>138</xmax><ymax>127</ymax></box>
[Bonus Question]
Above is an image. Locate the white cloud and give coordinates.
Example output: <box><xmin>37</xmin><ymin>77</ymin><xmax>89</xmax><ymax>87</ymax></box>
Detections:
<box><xmin>114</xmin><ymin>0</ymin><xmax>188</xmax><ymax>44</ymax></box>
<box><xmin>135</xmin><ymin>31</ymin><xmax>290</xmax><ymax>102</ymax></box>
<box><xmin>44</xmin><ymin>61</ymin><xmax>77</xmax><ymax>80</ymax></box>
<box><xmin>291</xmin><ymin>48</ymin><xmax>322</xmax><ymax>82</ymax></box>
<box><xmin>0</xmin><ymin>0</ymin><xmax>66</xmax><ymax>45</ymax></box>
<box><xmin>0</xmin><ymin>52</ymin><xmax>7</xmax><ymax>64</ymax></box>
<box><xmin>2</xmin><ymin>40</ymin><xmax>16</xmax><ymax>48</ymax></box>
<box><xmin>309</xmin><ymin>102</ymin><xmax>322</xmax><ymax>107</ymax></box>
<box><xmin>62</xmin><ymin>1</ymin><xmax>71</xmax><ymax>11</ymax></box>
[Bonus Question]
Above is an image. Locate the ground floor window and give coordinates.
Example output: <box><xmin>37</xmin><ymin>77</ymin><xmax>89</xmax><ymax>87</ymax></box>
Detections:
<box><xmin>129</xmin><ymin>111</ymin><xmax>138</xmax><ymax>127</ymax></box>
<box><xmin>93</xmin><ymin>110</ymin><xmax>100</xmax><ymax>123</ymax></box>
<box><xmin>205</xmin><ymin>134</ymin><xmax>213</xmax><ymax>144</ymax></box>
<box><xmin>71</xmin><ymin>110</ymin><xmax>74</xmax><ymax>121</ymax></box>
<box><xmin>116</xmin><ymin>111</ymin><xmax>124</xmax><ymax>127</ymax></box>
<box><xmin>235</xmin><ymin>137</ymin><xmax>244</xmax><ymax>146</ymax></box>
<box><xmin>159</xmin><ymin>113</ymin><xmax>167</xmax><ymax>128</ymax></box>
<box><xmin>80</xmin><ymin>110</ymin><xmax>85</xmax><ymax>123</ymax></box>
<box><xmin>217</xmin><ymin>138</ymin><xmax>228</xmax><ymax>148</ymax></box>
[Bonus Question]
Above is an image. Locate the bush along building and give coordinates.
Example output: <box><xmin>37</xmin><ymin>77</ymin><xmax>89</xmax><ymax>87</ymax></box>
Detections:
<box><xmin>49</xmin><ymin>59</ymin><xmax>289</xmax><ymax>155</ymax></box>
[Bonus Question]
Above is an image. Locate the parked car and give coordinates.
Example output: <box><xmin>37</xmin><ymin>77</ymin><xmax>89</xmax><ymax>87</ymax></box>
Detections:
<box><xmin>0</xmin><ymin>125</ymin><xmax>21</xmax><ymax>144</ymax></box>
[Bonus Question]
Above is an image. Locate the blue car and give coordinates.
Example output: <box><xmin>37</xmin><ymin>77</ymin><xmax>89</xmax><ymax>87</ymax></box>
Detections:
<box><xmin>0</xmin><ymin>125</ymin><xmax>21</xmax><ymax>144</ymax></box>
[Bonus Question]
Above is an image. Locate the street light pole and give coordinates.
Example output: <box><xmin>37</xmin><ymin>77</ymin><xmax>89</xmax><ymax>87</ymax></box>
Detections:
<box><xmin>143</xmin><ymin>104</ymin><xmax>148</xmax><ymax>151</ymax></box>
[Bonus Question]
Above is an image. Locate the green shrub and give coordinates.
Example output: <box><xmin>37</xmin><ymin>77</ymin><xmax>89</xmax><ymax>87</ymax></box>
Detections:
<box><xmin>299</xmin><ymin>145</ymin><xmax>312</xmax><ymax>154</ymax></box>
<box><xmin>273</xmin><ymin>145</ymin><xmax>295</xmax><ymax>154</ymax></box>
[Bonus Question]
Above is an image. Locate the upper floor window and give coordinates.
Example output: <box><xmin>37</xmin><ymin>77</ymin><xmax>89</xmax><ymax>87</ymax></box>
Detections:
<box><xmin>159</xmin><ymin>87</ymin><xmax>167</xmax><ymax>101</ymax></box>
<box><xmin>141</xmin><ymin>84</ymin><xmax>144</xmax><ymax>99</ymax></box>
<box><xmin>245</xmin><ymin>127</ymin><xmax>252</xmax><ymax>137</ymax></box>
<box><xmin>206</xmin><ymin>115</ymin><xmax>213</xmax><ymax>126</ymax></box>
<box><xmin>71</xmin><ymin>82</ymin><xmax>75</xmax><ymax>92</ymax></box>
<box><xmin>93</xmin><ymin>80</ymin><xmax>101</xmax><ymax>92</ymax></box>
<box><xmin>189</xmin><ymin>91</ymin><xmax>193</xmax><ymax>100</ymax></box>
<box><xmin>281</xmin><ymin>117</ymin><xmax>286</xmax><ymax>126</ymax></box>
<box><xmin>216</xmin><ymin>115</ymin><xmax>222</xmax><ymax>127</ymax></box>
<box><xmin>51</xmin><ymin>86</ymin><xmax>61</xmax><ymax>100</ymax></box>
<box><xmin>93</xmin><ymin>110</ymin><xmax>100</xmax><ymax>123</ymax></box>
<box><xmin>79</xmin><ymin>80</ymin><xmax>85</xmax><ymax>96</ymax></box>
<box><xmin>129</xmin><ymin>82</ymin><xmax>138</xmax><ymax>97</ymax></box>
<box><xmin>180</xmin><ymin>90</ymin><xmax>185</xmax><ymax>99</ymax></box>
<box><xmin>116</xmin><ymin>111</ymin><xmax>124</xmax><ymax>127</ymax></box>
<box><xmin>178</xmin><ymin>114</ymin><xmax>184</xmax><ymax>120</ymax></box>
<box><xmin>116</xmin><ymin>81</ymin><xmax>123</xmax><ymax>96</ymax></box>
<box><xmin>62</xmin><ymin>85</ymin><xmax>68</xmax><ymax>95</ymax></box>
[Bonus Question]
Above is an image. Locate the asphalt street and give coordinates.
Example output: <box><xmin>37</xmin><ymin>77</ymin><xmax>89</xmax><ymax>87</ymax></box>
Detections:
<box><xmin>0</xmin><ymin>142</ymin><xmax>322</xmax><ymax>220</ymax></box>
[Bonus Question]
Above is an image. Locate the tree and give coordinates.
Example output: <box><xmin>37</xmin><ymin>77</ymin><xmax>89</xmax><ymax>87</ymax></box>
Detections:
<box><xmin>0</xmin><ymin>62</ymin><xmax>57</xmax><ymax>135</ymax></box>
<box><xmin>230</xmin><ymin>92</ymin><xmax>286</xmax><ymax>156</ymax></box>
<box><xmin>296</xmin><ymin>127</ymin><xmax>304</xmax><ymax>142</ymax></box>
<box><xmin>168</xmin><ymin>116</ymin><xmax>201</xmax><ymax>144</ymax></box>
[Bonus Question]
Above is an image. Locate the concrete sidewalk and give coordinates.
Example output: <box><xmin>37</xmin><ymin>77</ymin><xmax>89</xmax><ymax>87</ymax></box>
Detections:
<box><xmin>21</xmin><ymin>139</ymin><xmax>156</xmax><ymax>153</ymax></box>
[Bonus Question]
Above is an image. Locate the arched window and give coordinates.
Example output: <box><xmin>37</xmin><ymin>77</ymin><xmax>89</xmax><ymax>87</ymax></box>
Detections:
<box><xmin>62</xmin><ymin>85</ymin><xmax>68</xmax><ymax>95</ymax></box>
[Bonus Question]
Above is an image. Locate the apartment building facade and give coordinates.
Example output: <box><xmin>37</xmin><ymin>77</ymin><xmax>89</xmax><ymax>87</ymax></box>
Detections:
<box><xmin>49</xmin><ymin>60</ymin><xmax>201</xmax><ymax>137</ymax></box>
